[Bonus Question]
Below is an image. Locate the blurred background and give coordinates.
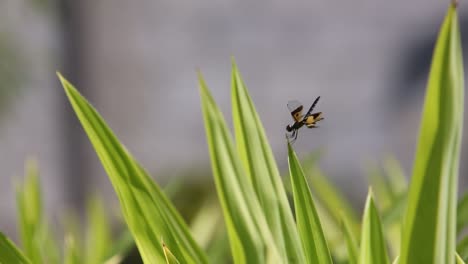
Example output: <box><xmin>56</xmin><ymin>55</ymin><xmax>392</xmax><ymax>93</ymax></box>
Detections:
<box><xmin>0</xmin><ymin>0</ymin><xmax>467</xmax><ymax>251</ymax></box>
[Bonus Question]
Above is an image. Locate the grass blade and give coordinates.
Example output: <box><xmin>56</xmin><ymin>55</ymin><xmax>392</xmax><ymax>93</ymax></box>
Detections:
<box><xmin>58</xmin><ymin>74</ymin><xmax>207</xmax><ymax>264</ymax></box>
<box><xmin>16</xmin><ymin>159</ymin><xmax>59</xmax><ymax>264</ymax></box>
<box><xmin>0</xmin><ymin>232</ymin><xmax>31</xmax><ymax>264</ymax></box>
<box><xmin>163</xmin><ymin>242</ymin><xmax>181</xmax><ymax>264</ymax></box>
<box><xmin>199</xmin><ymin>72</ymin><xmax>281</xmax><ymax>263</ymax></box>
<box><xmin>104</xmin><ymin>229</ymin><xmax>135</xmax><ymax>263</ymax></box>
<box><xmin>231</xmin><ymin>59</ymin><xmax>305</xmax><ymax>262</ymax></box>
<box><xmin>457</xmin><ymin>235</ymin><xmax>468</xmax><ymax>262</ymax></box>
<box><xmin>457</xmin><ymin>192</ymin><xmax>468</xmax><ymax>234</ymax></box>
<box><xmin>16</xmin><ymin>159</ymin><xmax>43</xmax><ymax>263</ymax></box>
<box><xmin>85</xmin><ymin>195</ymin><xmax>112</xmax><ymax>264</ymax></box>
<box><xmin>304</xmin><ymin>161</ymin><xmax>360</xmax><ymax>239</ymax></box>
<box><xmin>287</xmin><ymin>143</ymin><xmax>332</xmax><ymax>264</ymax></box>
<box><xmin>359</xmin><ymin>190</ymin><xmax>390</xmax><ymax>264</ymax></box>
<box><xmin>457</xmin><ymin>253</ymin><xmax>466</xmax><ymax>264</ymax></box>
<box><xmin>367</xmin><ymin>164</ymin><xmax>406</xmax><ymax>258</ymax></box>
<box><xmin>341</xmin><ymin>217</ymin><xmax>359</xmax><ymax>264</ymax></box>
<box><xmin>400</xmin><ymin>3</ymin><xmax>464</xmax><ymax>264</ymax></box>
<box><xmin>64</xmin><ymin>231</ymin><xmax>81</xmax><ymax>264</ymax></box>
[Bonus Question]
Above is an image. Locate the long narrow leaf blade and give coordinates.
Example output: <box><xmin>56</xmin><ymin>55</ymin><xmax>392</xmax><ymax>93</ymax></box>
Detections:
<box><xmin>359</xmin><ymin>190</ymin><xmax>390</xmax><ymax>264</ymax></box>
<box><xmin>58</xmin><ymin>74</ymin><xmax>207</xmax><ymax>264</ymax></box>
<box><xmin>85</xmin><ymin>195</ymin><xmax>112</xmax><ymax>264</ymax></box>
<box><xmin>457</xmin><ymin>192</ymin><xmax>468</xmax><ymax>234</ymax></box>
<box><xmin>304</xmin><ymin>161</ymin><xmax>360</xmax><ymax>238</ymax></box>
<box><xmin>457</xmin><ymin>253</ymin><xmax>466</xmax><ymax>264</ymax></box>
<box><xmin>231</xmin><ymin>60</ymin><xmax>305</xmax><ymax>262</ymax></box>
<box><xmin>457</xmin><ymin>236</ymin><xmax>468</xmax><ymax>262</ymax></box>
<box><xmin>16</xmin><ymin>160</ymin><xmax>44</xmax><ymax>264</ymax></box>
<box><xmin>400</xmin><ymin>3</ymin><xmax>464</xmax><ymax>264</ymax></box>
<box><xmin>0</xmin><ymin>232</ymin><xmax>31</xmax><ymax>264</ymax></box>
<box><xmin>199</xmin><ymin>72</ymin><xmax>281</xmax><ymax>263</ymax></box>
<box><xmin>287</xmin><ymin>143</ymin><xmax>332</xmax><ymax>264</ymax></box>
<box><xmin>341</xmin><ymin>217</ymin><xmax>359</xmax><ymax>264</ymax></box>
<box><xmin>163</xmin><ymin>242</ymin><xmax>181</xmax><ymax>264</ymax></box>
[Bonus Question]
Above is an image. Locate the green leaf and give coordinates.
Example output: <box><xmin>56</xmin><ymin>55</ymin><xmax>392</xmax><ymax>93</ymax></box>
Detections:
<box><xmin>457</xmin><ymin>235</ymin><xmax>468</xmax><ymax>262</ymax></box>
<box><xmin>64</xmin><ymin>231</ymin><xmax>81</xmax><ymax>264</ymax></box>
<box><xmin>457</xmin><ymin>192</ymin><xmax>468</xmax><ymax>234</ymax></box>
<box><xmin>16</xmin><ymin>159</ymin><xmax>42</xmax><ymax>263</ymax></box>
<box><xmin>58</xmin><ymin>74</ymin><xmax>207</xmax><ymax>264</ymax></box>
<box><xmin>163</xmin><ymin>242</ymin><xmax>181</xmax><ymax>264</ymax></box>
<box><xmin>199</xmin><ymin>72</ymin><xmax>282</xmax><ymax>263</ymax></box>
<box><xmin>341</xmin><ymin>217</ymin><xmax>359</xmax><ymax>264</ymax></box>
<box><xmin>366</xmin><ymin>163</ymin><xmax>406</xmax><ymax>258</ymax></box>
<box><xmin>359</xmin><ymin>190</ymin><xmax>390</xmax><ymax>264</ymax></box>
<box><xmin>190</xmin><ymin>198</ymin><xmax>222</xmax><ymax>249</ymax></box>
<box><xmin>304</xmin><ymin>162</ymin><xmax>360</xmax><ymax>239</ymax></box>
<box><xmin>457</xmin><ymin>253</ymin><xmax>466</xmax><ymax>264</ymax></box>
<box><xmin>287</xmin><ymin>143</ymin><xmax>332</xmax><ymax>264</ymax></box>
<box><xmin>85</xmin><ymin>195</ymin><xmax>112</xmax><ymax>264</ymax></box>
<box><xmin>16</xmin><ymin>159</ymin><xmax>59</xmax><ymax>264</ymax></box>
<box><xmin>231</xmin><ymin>59</ymin><xmax>305</xmax><ymax>262</ymax></box>
<box><xmin>382</xmin><ymin>156</ymin><xmax>407</xmax><ymax>196</ymax></box>
<box><xmin>104</xmin><ymin>229</ymin><xmax>134</xmax><ymax>263</ymax></box>
<box><xmin>0</xmin><ymin>232</ymin><xmax>31</xmax><ymax>264</ymax></box>
<box><xmin>367</xmin><ymin>165</ymin><xmax>394</xmax><ymax>210</ymax></box>
<box><xmin>400</xmin><ymin>3</ymin><xmax>464</xmax><ymax>264</ymax></box>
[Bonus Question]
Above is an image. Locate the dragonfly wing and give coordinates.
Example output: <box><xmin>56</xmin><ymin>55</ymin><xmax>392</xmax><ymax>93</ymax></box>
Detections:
<box><xmin>287</xmin><ymin>100</ymin><xmax>304</xmax><ymax>122</ymax></box>
<box><xmin>304</xmin><ymin>112</ymin><xmax>324</xmax><ymax>127</ymax></box>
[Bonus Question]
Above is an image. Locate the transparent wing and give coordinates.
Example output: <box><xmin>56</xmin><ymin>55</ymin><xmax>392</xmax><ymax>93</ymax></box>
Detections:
<box><xmin>287</xmin><ymin>100</ymin><xmax>303</xmax><ymax>113</ymax></box>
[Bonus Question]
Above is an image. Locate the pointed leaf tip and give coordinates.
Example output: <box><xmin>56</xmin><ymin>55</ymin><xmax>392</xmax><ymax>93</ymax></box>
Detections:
<box><xmin>230</xmin><ymin>56</ymin><xmax>237</xmax><ymax>66</ymax></box>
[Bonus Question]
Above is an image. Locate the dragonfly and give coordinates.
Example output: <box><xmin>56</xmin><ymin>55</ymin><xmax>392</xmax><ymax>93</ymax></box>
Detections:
<box><xmin>286</xmin><ymin>96</ymin><xmax>324</xmax><ymax>143</ymax></box>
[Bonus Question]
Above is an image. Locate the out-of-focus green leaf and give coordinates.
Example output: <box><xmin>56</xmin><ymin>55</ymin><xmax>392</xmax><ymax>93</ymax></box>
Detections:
<box><xmin>457</xmin><ymin>235</ymin><xmax>468</xmax><ymax>262</ymax></box>
<box><xmin>104</xmin><ymin>229</ymin><xmax>134</xmax><ymax>263</ymax></box>
<box><xmin>359</xmin><ymin>190</ymin><xmax>390</xmax><ymax>264</ymax></box>
<box><xmin>190</xmin><ymin>198</ymin><xmax>222</xmax><ymax>249</ymax></box>
<box><xmin>199</xmin><ymin>72</ymin><xmax>281</xmax><ymax>263</ymax></box>
<box><xmin>382</xmin><ymin>156</ymin><xmax>407</xmax><ymax>195</ymax></box>
<box><xmin>85</xmin><ymin>195</ymin><xmax>112</xmax><ymax>264</ymax></box>
<box><xmin>231</xmin><ymin>59</ymin><xmax>305</xmax><ymax>263</ymax></box>
<box><xmin>64</xmin><ymin>232</ymin><xmax>81</xmax><ymax>264</ymax></box>
<box><xmin>300</xmin><ymin>157</ymin><xmax>358</xmax><ymax>261</ymax></box>
<box><xmin>457</xmin><ymin>192</ymin><xmax>468</xmax><ymax>234</ymax></box>
<box><xmin>313</xmin><ymin>198</ymin><xmax>347</xmax><ymax>261</ymax></box>
<box><xmin>400</xmin><ymin>3</ymin><xmax>464</xmax><ymax>264</ymax></box>
<box><xmin>62</xmin><ymin>211</ymin><xmax>83</xmax><ymax>264</ymax></box>
<box><xmin>341</xmin><ymin>217</ymin><xmax>359</xmax><ymax>264</ymax></box>
<box><xmin>288</xmin><ymin>143</ymin><xmax>332</xmax><ymax>264</ymax></box>
<box><xmin>457</xmin><ymin>253</ymin><xmax>466</xmax><ymax>264</ymax></box>
<box><xmin>0</xmin><ymin>232</ymin><xmax>31</xmax><ymax>264</ymax></box>
<box><xmin>206</xmin><ymin>229</ymin><xmax>231</xmax><ymax>263</ymax></box>
<box><xmin>367</xmin><ymin>165</ymin><xmax>394</xmax><ymax>210</ymax></box>
<box><xmin>304</xmin><ymin>162</ymin><xmax>360</xmax><ymax>239</ymax></box>
<box><xmin>16</xmin><ymin>159</ymin><xmax>59</xmax><ymax>264</ymax></box>
<box><xmin>59</xmin><ymin>74</ymin><xmax>207</xmax><ymax>264</ymax></box>
<box><xmin>16</xmin><ymin>159</ymin><xmax>42</xmax><ymax>263</ymax></box>
<box><xmin>366</xmin><ymin>163</ymin><xmax>406</xmax><ymax>258</ymax></box>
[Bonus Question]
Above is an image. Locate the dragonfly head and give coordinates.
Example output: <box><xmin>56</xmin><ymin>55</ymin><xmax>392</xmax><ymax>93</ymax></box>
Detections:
<box><xmin>286</xmin><ymin>124</ymin><xmax>293</xmax><ymax>132</ymax></box>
